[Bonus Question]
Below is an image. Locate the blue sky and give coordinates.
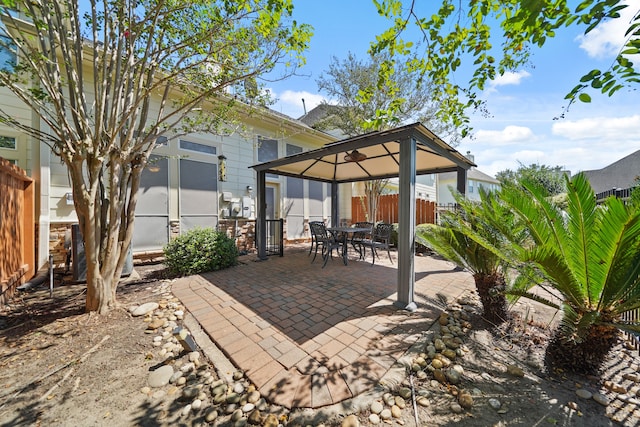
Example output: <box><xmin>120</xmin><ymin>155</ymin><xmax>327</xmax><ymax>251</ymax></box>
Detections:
<box><xmin>266</xmin><ymin>1</ymin><xmax>640</xmax><ymax>178</ymax></box>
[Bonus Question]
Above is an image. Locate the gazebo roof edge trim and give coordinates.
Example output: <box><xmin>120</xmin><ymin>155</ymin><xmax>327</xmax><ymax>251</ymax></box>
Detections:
<box><xmin>250</xmin><ymin>122</ymin><xmax>476</xmax><ymax>179</ymax></box>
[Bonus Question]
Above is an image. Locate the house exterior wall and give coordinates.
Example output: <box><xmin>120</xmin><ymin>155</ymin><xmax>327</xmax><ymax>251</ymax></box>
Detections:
<box><xmin>36</xmin><ymin>121</ymin><xmax>335</xmax><ymax>266</ymax></box>
<box><xmin>1</xmin><ymin>11</ymin><xmax>341</xmax><ymax>269</ymax></box>
<box><xmin>437</xmin><ymin>171</ymin><xmax>500</xmax><ymax>204</ymax></box>
<box><xmin>0</xmin><ymin>88</ymin><xmax>31</xmax><ymax>172</ymax></box>
<box><xmin>1</xmin><ymin>79</ymin><xmax>336</xmax><ymax>270</ymax></box>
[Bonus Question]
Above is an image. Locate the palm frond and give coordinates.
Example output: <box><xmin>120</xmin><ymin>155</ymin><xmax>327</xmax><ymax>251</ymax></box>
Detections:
<box><xmin>416</xmin><ymin>224</ymin><xmax>472</xmax><ymax>272</ymax></box>
<box><xmin>505</xmin><ymin>263</ymin><xmax>546</xmax><ymax>302</ymax></box>
<box><xmin>574</xmin><ymin>311</ymin><xmax>600</xmax><ymax>343</ymax></box>
<box><xmin>597</xmin><ymin>201</ymin><xmax>640</xmax><ymax>311</ymax></box>
<box><xmin>523</xmin><ymin>245</ymin><xmax>585</xmax><ymax>307</ymax></box>
<box><xmin>556</xmin><ymin>303</ymin><xmax>580</xmax><ymax>342</ymax></box>
<box><xmin>499</xmin><ymin>182</ymin><xmax>554</xmax><ymax>246</ymax></box>
<box><xmin>606</xmin><ymin>322</ymin><xmax>640</xmax><ymax>335</ymax></box>
<box><xmin>519</xmin><ymin>179</ymin><xmax>571</xmax><ymax>255</ymax></box>
<box><xmin>613</xmin><ymin>256</ymin><xmax>640</xmax><ymax>312</ymax></box>
<box><xmin>563</xmin><ymin>174</ymin><xmax>597</xmax><ymax>306</ymax></box>
<box><xmin>506</xmin><ymin>288</ymin><xmax>561</xmax><ymax>310</ymax></box>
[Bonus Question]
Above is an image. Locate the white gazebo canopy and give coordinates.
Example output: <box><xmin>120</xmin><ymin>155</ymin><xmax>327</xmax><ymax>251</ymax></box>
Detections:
<box><xmin>252</xmin><ymin>122</ymin><xmax>475</xmax><ymax>311</ymax></box>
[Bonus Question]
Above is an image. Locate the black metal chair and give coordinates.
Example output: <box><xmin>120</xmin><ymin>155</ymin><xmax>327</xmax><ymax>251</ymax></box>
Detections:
<box><xmin>309</xmin><ymin>221</ymin><xmax>343</xmax><ymax>268</ymax></box>
<box><xmin>308</xmin><ymin>221</ymin><xmax>324</xmax><ymax>257</ymax></box>
<box><xmin>360</xmin><ymin>222</ymin><xmax>394</xmax><ymax>265</ymax></box>
<box><xmin>350</xmin><ymin>221</ymin><xmax>373</xmax><ymax>259</ymax></box>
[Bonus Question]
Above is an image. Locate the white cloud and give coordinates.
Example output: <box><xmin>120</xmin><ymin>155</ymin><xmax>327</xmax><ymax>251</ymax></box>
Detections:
<box><xmin>575</xmin><ymin>1</ymin><xmax>635</xmax><ymax>59</ymax></box>
<box><xmin>486</xmin><ymin>70</ymin><xmax>531</xmax><ymax>93</ymax></box>
<box><xmin>491</xmin><ymin>70</ymin><xmax>531</xmax><ymax>87</ymax></box>
<box><xmin>552</xmin><ymin>115</ymin><xmax>640</xmax><ymax>140</ymax></box>
<box><xmin>465</xmin><ymin>121</ymin><xmax>640</xmax><ymax>177</ymax></box>
<box><xmin>269</xmin><ymin>89</ymin><xmax>326</xmax><ymax>118</ymax></box>
<box><xmin>472</xmin><ymin>125</ymin><xmax>537</xmax><ymax>146</ymax></box>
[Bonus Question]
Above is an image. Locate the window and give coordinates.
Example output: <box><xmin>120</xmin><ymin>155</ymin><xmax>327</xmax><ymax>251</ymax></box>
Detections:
<box><xmin>258</xmin><ymin>137</ymin><xmax>278</xmax><ymax>162</ymax></box>
<box><xmin>286</xmin><ymin>143</ymin><xmax>302</xmax><ymax>156</ymax></box>
<box><xmin>0</xmin><ymin>27</ymin><xmax>17</xmax><ymax>72</ymax></box>
<box><xmin>179</xmin><ymin>139</ymin><xmax>216</xmax><ymax>155</ymax></box>
<box><xmin>258</xmin><ymin>137</ymin><xmax>279</xmax><ymax>179</ymax></box>
<box><xmin>0</xmin><ymin>136</ymin><xmax>16</xmax><ymax>150</ymax></box>
<box><xmin>468</xmin><ymin>180</ymin><xmax>474</xmax><ymax>193</ymax></box>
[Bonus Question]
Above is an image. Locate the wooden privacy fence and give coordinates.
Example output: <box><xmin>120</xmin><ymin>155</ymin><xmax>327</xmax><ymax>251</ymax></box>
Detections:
<box><xmin>351</xmin><ymin>194</ymin><xmax>436</xmax><ymax>225</ymax></box>
<box><xmin>0</xmin><ymin>157</ymin><xmax>35</xmax><ymax>306</ymax></box>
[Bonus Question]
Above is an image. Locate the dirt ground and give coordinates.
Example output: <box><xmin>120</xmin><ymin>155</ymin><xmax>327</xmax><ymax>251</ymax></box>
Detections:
<box><xmin>1</xmin><ymin>259</ymin><xmax>640</xmax><ymax>427</ymax></box>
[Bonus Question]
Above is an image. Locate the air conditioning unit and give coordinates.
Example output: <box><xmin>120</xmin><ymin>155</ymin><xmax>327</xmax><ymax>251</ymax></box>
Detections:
<box><xmin>71</xmin><ymin>224</ymin><xmax>133</xmax><ymax>282</ymax></box>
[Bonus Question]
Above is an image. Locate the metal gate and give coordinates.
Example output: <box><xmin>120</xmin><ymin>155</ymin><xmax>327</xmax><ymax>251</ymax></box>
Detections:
<box><xmin>265</xmin><ymin>219</ymin><xmax>283</xmax><ymax>257</ymax></box>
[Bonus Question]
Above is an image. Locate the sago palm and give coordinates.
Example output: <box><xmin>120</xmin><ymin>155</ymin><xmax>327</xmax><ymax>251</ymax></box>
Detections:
<box><xmin>500</xmin><ymin>173</ymin><xmax>640</xmax><ymax>374</ymax></box>
<box><xmin>417</xmin><ymin>188</ymin><xmax>527</xmax><ymax>324</ymax></box>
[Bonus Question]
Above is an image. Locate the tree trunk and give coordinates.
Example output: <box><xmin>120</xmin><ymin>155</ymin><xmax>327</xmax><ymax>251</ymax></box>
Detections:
<box><xmin>473</xmin><ymin>272</ymin><xmax>508</xmax><ymax>325</ymax></box>
<box><xmin>70</xmin><ymin>156</ymin><xmax>142</xmax><ymax>315</ymax></box>
<box><xmin>85</xmin><ymin>274</ymin><xmax>116</xmax><ymax>314</ymax></box>
<box><xmin>545</xmin><ymin>324</ymin><xmax>620</xmax><ymax>374</ymax></box>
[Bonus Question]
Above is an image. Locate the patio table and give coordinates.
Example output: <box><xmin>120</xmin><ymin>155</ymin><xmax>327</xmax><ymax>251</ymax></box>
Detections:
<box><xmin>327</xmin><ymin>226</ymin><xmax>373</xmax><ymax>265</ymax></box>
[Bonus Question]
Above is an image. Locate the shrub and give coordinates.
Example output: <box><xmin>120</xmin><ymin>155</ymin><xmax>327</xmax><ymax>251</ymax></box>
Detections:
<box><xmin>498</xmin><ymin>174</ymin><xmax>640</xmax><ymax>374</ymax></box>
<box><xmin>163</xmin><ymin>227</ymin><xmax>238</xmax><ymax>276</ymax></box>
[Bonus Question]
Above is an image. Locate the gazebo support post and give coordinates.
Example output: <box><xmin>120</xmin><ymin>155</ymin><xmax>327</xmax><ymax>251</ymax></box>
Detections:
<box><xmin>456</xmin><ymin>167</ymin><xmax>467</xmax><ymax>196</ymax></box>
<box><xmin>256</xmin><ymin>170</ymin><xmax>267</xmax><ymax>260</ymax></box>
<box><xmin>330</xmin><ymin>181</ymin><xmax>339</xmax><ymax>226</ymax></box>
<box><xmin>395</xmin><ymin>136</ymin><xmax>417</xmax><ymax>312</ymax></box>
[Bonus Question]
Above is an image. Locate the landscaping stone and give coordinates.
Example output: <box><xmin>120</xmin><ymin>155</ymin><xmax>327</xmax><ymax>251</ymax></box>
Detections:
<box><xmin>593</xmin><ymin>393</ymin><xmax>610</xmax><ymax>406</ymax></box>
<box><xmin>370</xmin><ymin>400</ymin><xmax>383</xmax><ymax>414</ymax></box>
<box><xmin>341</xmin><ymin>414</ymin><xmax>360</xmax><ymax>427</ymax></box>
<box><xmin>131</xmin><ymin>302</ymin><xmax>159</xmax><ymax>316</ymax></box>
<box><xmin>148</xmin><ymin>365</ymin><xmax>173</xmax><ymax>388</ymax></box>
<box><xmin>576</xmin><ymin>389</ymin><xmax>592</xmax><ymax>399</ymax></box>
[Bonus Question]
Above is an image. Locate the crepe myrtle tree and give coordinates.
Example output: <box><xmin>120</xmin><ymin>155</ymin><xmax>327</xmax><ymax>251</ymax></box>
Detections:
<box><xmin>370</xmin><ymin>0</ymin><xmax>640</xmax><ymax>136</ymax></box>
<box><xmin>0</xmin><ymin>0</ymin><xmax>311</xmax><ymax>314</ymax></box>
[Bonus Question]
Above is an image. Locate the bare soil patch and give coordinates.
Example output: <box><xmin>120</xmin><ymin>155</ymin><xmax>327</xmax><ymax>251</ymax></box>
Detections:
<box><xmin>1</xmin><ymin>259</ymin><xmax>639</xmax><ymax>426</ymax></box>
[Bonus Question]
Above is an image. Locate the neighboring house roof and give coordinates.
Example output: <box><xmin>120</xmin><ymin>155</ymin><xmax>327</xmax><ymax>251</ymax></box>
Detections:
<box><xmin>468</xmin><ymin>168</ymin><xmax>500</xmax><ymax>184</ymax></box>
<box><xmin>297</xmin><ymin>104</ymin><xmax>348</xmax><ymax>139</ymax></box>
<box><xmin>438</xmin><ymin>166</ymin><xmax>500</xmax><ymax>185</ymax></box>
<box><xmin>582</xmin><ymin>149</ymin><xmax>640</xmax><ymax>193</ymax></box>
<box><xmin>298</xmin><ymin>104</ymin><xmax>335</xmax><ymax>127</ymax></box>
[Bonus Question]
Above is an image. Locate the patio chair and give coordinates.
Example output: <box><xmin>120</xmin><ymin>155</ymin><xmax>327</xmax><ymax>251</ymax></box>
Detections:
<box><xmin>309</xmin><ymin>221</ymin><xmax>343</xmax><ymax>268</ymax></box>
<box><xmin>360</xmin><ymin>222</ymin><xmax>394</xmax><ymax>265</ymax></box>
<box><xmin>308</xmin><ymin>221</ymin><xmax>324</xmax><ymax>257</ymax></box>
<box><xmin>350</xmin><ymin>221</ymin><xmax>373</xmax><ymax>259</ymax></box>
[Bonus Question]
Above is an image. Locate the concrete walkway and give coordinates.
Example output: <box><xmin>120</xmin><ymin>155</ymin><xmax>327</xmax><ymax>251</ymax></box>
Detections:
<box><xmin>172</xmin><ymin>245</ymin><xmax>475</xmax><ymax>409</ymax></box>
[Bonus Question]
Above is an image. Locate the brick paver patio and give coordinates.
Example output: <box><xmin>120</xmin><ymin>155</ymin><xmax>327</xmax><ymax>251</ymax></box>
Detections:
<box><xmin>172</xmin><ymin>245</ymin><xmax>474</xmax><ymax>409</ymax></box>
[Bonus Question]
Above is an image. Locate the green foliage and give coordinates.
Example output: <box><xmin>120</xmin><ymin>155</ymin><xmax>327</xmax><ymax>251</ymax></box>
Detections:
<box><xmin>631</xmin><ymin>176</ymin><xmax>640</xmax><ymax>207</ymax></box>
<box><xmin>416</xmin><ymin>188</ymin><xmax>531</xmax><ymax>322</ymax></box>
<box><xmin>314</xmin><ymin>51</ymin><xmax>460</xmax><ymax>144</ymax></box>
<box><xmin>417</xmin><ymin>189</ymin><xmax>521</xmax><ymax>276</ymax></box>
<box><xmin>370</xmin><ymin>0</ymin><xmax>640</xmax><ymax>134</ymax></box>
<box><xmin>163</xmin><ymin>228</ymin><xmax>238</xmax><ymax>276</ymax></box>
<box><xmin>499</xmin><ymin>174</ymin><xmax>640</xmax><ymax>345</ymax></box>
<box><xmin>314</xmin><ymin>51</ymin><xmax>460</xmax><ymax>222</ymax></box>
<box><xmin>496</xmin><ymin>162</ymin><xmax>567</xmax><ymax>196</ymax></box>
